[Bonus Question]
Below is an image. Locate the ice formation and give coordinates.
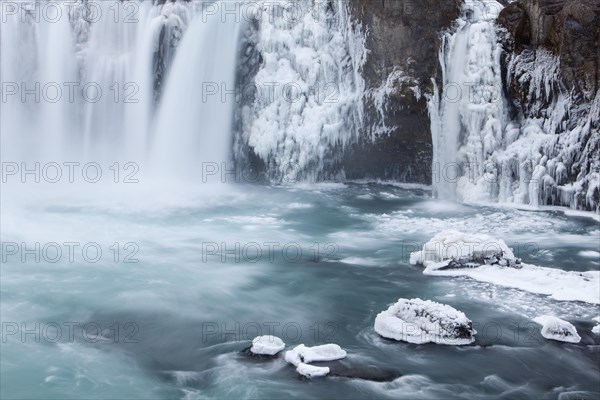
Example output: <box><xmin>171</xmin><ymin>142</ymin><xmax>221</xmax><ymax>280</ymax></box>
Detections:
<box><xmin>239</xmin><ymin>0</ymin><xmax>366</xmax><ymax>182</ymax></box>
<box><xmin>374</xmin><ymin>298</ymin><xmax>476</xmax><ymax>345</ymax></box>
<box><xmin>533</xmin><ymin>316</ymin><xmax>581</xmax><ymax>344</ymax></box>
<box><xmin>429</xmin><ymin>0</ymin><xmax>505</xmax><ymax>200</ymax></box>
<box><xmin>411</xmin><ymin>231</ymin><xmax>600</xmax><ymax>304</ymax></box>
<box><xmin>250</xmin><ymin>335</ymin><xmax>285</xmax><ymax>356</ymax></box>
<box><xmin>430</xmin><ymin>0</ymin><xmax>600</xmax><ymax>212</ymax></box>
<box><xmin>284</xmin><ymin>344</ymin><xmax>347</xmax><ymax>378</ymax></box>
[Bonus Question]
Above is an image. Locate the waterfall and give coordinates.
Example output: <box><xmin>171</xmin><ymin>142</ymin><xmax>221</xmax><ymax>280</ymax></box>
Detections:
<box><xmin>151</xmin><ymin>5</ymin><xmax>241</xmax><ymax>181</ymax></box>
<box><xmin>0</xmin><ymin>0</ymin><xmax>237</xmax><ymax>184</ymax></box>
<box><xmin>430</xmin><ymin>0</ymin><xmax>505</xmax><ymax>201</ymax></box>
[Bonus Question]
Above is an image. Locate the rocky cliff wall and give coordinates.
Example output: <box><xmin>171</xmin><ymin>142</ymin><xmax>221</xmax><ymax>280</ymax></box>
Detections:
<box><xmin>341</xmin><ymin>0</ymin><xmax>460</xmax><ymax>182</ymax></box>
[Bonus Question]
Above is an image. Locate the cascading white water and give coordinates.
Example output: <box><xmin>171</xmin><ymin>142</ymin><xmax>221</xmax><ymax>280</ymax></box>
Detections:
<box><xmin>430</xmin><ymin>0</ymin><xmax>505</xmax><ymax>201</ymax></box>
<box><xmin>1</xmin><ymin>0</ymin><xmax>237</xmax><ymax>184</ymax></box>
<box><xmin>1</xmin><ymin>1</ymin><xmax>79</xmax><ymax>161</ymax></box>
<box><xmin>151</xmin><ymin>6</ymin><xmax>241</xmax><ymax>181</ymax></box>
<box><xmin>37</xmin><ymin>2</ymin><xmax>79</xmax><ymax>158</ymax></box>
<box><xmin>240</xmin><ymin>0</ymin><xmax>365</xmax><ymax>182</ymax></box>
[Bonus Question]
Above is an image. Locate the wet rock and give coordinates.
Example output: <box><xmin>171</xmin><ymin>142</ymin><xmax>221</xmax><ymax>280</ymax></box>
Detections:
<box><xmin>341</xmin><ymin>0</ymin><xmax>461</xmax><ymax>183</ymax></box>
<box><xmin>325</xmin><ymin>360</ymin><xmax>402</xmax><ymax>382</ymax></box>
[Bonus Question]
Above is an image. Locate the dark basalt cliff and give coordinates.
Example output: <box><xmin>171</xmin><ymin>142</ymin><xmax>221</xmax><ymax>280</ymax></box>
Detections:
<box><xmin>498</xmin><ymin>0</ymin><xmax>600</xmax><ymax>209</ymax></box>
<box><xmin>233</xmin><ymin>0</ymin><xmax>461</xmax><ymax>184</ymax></box>
<box><xmin>498</xmin><ymin>0</ymin><xmax>600</xmax><ymax>114</ymax></box>
<box><xmin>341</xmin><ymin>0</ymin><xmax>460</xmax><ymax>183</ymax></box>
<box><xmin>234</xmin><ymin>0</ymin><xmax>598</xmax><ymax>193</ymax></box>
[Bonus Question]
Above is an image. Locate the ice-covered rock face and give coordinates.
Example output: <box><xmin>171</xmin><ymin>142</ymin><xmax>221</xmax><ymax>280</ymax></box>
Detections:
<box><xmin>409</xmin><ymin>230</ymin><xmax>520</xmax><ymax>269</ymax></box>
<box><xmin>250</xmin><ymin>335</ymin><xmax>285</xmax><ymax>356</ymax></box>
<box><xmin>374</xmin><ymin>298</ymin><xmax>476</xmax><ymax>345</ymax></box>
<box><xmin>237</xmin><ymin>0</ymin><xmax>366</xmax><ymax>182</ymax></box>
<box><xmin>430</xmin><ymin>0</ymin><xmax>600</xmax><ymax>212</ymax></box>
<box><xmin>533</xmin><ymin>316</ymin><xmax>581</xmax><ymax>343</ymax></box>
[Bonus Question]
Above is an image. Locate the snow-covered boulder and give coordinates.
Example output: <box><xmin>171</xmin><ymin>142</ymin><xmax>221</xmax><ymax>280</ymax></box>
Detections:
<box><xmin>250</xmin><ymin>335</ymin><xmax>285</xmax><ymax>356</ymax></box>
<box><xmin>533</xmin><ymin>316</ymin><xmax>581</xmax><ymax>343</ymax></box>
<box><xmin>284</xmin><ymin>344</ymin><xmax>347</xmax><ymax>378</ymax></box>
<box><xmin>410</xmin><ymin>231</ymin><xmax>600</xmax><ymax>304</ymax></box>
<box><xmin>374</xmin><ymin>298</ymin><xmax>476</xmax><ymax>345</ymax></box>
<box><xmin>410</xmin><ymin>230</ymin><xmax>520</xmax><ymax>269</ymax></box>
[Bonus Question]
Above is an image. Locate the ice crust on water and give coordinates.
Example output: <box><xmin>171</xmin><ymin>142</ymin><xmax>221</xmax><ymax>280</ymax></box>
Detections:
<box><xmin>411</xmin><ymin>230</ymin><xmax>600</xmax><ymax>304</ymax></box>
<box><xmin>284</xmin><ymin>344</ymin><xmax>347</xmax><ymax>378</ymax></box>
<box><xmin>374</xmin><ymin>298</ymin><xmax>476</xmax><ymax>345</ymax></box>
<box><xmin>533</xmin><ymin>316</ymin><xmax>581</xmax><ymax>343</ymax></box>
<box><xmin>250</xmin><ymin>335</ymin><xmax>285</xmax><ymax>356</ymax></box>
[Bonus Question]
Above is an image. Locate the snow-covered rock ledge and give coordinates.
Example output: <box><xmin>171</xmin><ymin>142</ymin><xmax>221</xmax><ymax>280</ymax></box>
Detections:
<box><xmin>374</xmin><ymin>298</ymin><xmax>476</xmax><ymax>345</ymax></box>
<box><xmin>410</xmin><ymin>231</ymin><xmax>600</xmax><ymax>304</ymax></box>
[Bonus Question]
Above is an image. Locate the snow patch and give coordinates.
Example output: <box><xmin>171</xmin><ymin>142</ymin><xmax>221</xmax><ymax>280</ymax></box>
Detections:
<box><xmin>250</xmin><ymin>335</ymin><xmax>285</xmax><ymax>356</ymax></box>
<box><xmin>296</xmin><ymin>363</ymin><xmax>330</xmax><ymax>378</ymax></box>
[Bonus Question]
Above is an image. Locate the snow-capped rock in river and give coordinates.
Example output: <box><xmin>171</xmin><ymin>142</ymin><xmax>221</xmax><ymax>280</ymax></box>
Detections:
<box><xmin>374</xmin><ymin>298</ymin><xmax>476</xmax><ymax>345</ymax></box>
<box><xmin>411</xmin><ymin>231</ymin><xmax>600</xmax><ymax>304</ymax></box>
<box><xmin>285</xmin><ymin>344</ymin><xmax>347</xmax><ymax>365</ymax></box>
<box><xmin>592</xmin><ymin>316</ymin><xmax>600</xmax><ymax>335</ymax></box>
<box><xmin>250</xmin><ymin>335</ymin><xmax>285</xmax><ymax>356</ymax></box>
<box><xmin>533</xmin><ymin>316</ymin><xmax>581</xmax><ymax>344</ymax></box>
<box><xmin>295</xmin><ymin>362</ymin><xmax>331</xmax><ymax>378</ymax></box>
<box><xmin>284</xmin><ymin>344</ymin><xmax>347</xmax><ymax>378</ymax></box>
<box><xmin>409</xmin><ymin>230</ymin><xmax>520</xmax><ymax>268</ymax></box>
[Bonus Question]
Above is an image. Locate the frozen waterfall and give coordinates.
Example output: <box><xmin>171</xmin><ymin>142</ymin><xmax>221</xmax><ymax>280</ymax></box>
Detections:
<box><xmin>431</xmin><ymin>0</ymin><xmax>599</xmax><ymax>212</ymax></box>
